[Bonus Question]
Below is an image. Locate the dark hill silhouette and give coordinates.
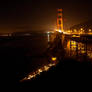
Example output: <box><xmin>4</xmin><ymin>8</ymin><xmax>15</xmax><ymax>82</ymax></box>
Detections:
<box><xmin>70</xmin><ymin>19</ymin><xmax>92</xmax><ymax>31</ymax></box>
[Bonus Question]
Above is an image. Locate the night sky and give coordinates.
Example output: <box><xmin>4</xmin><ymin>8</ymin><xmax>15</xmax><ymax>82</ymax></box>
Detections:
<box><xmin>0</xmin><ymin>0</ymin><xmax>92</xmax><ymax>33</ymax></box>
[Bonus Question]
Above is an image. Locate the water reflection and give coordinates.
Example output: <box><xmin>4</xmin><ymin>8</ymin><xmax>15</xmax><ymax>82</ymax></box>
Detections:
<box><xmin>66</xmin><ymin>39</ymin><xmax>92</xmax><ymax>61</ymax></box>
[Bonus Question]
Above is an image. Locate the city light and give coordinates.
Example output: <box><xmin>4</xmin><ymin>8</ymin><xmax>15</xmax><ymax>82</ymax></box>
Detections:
<box><xmin>52</xmin><ymin>57</ymin><xmax>57</xmax><ymax>61</ymax></box>
<box><xmin>20</xmin><ymin>62</ymin><xmax>56</xmax><ymax>82</ymax></box>
<box><xmin>89</xmin><ymin>29</ymin><xmax>92</xmax><ymax>32</ymax></box>
<box><xmin>58</xmin><ymin>30</ymin><xmax>62</xmax><ymax>33</ymax></box>
<box><xmin>80</xmin><ymin>28</ymin><xmax>83</xmax><ymax>31</ymax></box>
<box><xmin>72</xmin><ymin>35</ymin><xmax>80</xmax><ymax>38</ymax></box>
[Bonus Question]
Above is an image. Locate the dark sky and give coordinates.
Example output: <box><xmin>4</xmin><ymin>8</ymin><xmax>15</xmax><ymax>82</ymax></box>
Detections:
<box><xmin>0</xmin><ymin>0</ymin><xmax>92</xmax><ymax>33</ymax></box>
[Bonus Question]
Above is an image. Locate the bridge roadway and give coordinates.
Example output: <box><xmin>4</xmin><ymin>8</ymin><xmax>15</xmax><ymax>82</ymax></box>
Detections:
<box><xmin>65</xmin><ymin>33</ymin><xmax>92</xmax><ymax>37</ymax></box>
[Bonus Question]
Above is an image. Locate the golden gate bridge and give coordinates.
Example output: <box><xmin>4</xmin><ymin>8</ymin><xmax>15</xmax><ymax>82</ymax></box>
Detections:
<box><xmin>0</xmin><ymin>8</ymin><xmax>92</xmax><ymax>39</ymax></box>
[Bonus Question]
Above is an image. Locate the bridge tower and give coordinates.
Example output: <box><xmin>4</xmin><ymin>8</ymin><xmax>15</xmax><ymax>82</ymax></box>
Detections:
<box><xmin>57</xmin><ymin>9</ymin><xmax>63</xmax><ymax>32</ymax></box>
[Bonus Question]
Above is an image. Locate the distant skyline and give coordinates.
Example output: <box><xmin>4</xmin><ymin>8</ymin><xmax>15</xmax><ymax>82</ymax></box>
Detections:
<box><xmin>0</xmin><ymin>0</ymin><xmax>92</xmax><ymax>33</ymax></box>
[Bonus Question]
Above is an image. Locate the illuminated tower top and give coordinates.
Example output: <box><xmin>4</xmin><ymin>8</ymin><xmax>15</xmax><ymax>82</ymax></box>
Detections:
<box><xmin>57</xmin><ymin>9</ymin><xmax>63</xmax><ymax>32</ymax></box>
